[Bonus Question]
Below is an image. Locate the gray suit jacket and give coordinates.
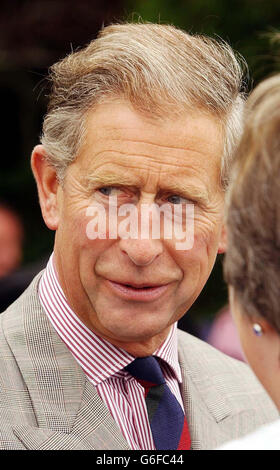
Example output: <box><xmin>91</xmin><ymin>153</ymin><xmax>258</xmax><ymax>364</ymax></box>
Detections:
<box><xmin>0</xmin><ymin>272</ymin><xmax>278</xmax><ymax>450</ymax></box>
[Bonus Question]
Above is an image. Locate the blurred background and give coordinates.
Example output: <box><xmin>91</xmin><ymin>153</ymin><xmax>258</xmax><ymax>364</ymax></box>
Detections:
<box><xmin>1</xmin><ymin>0</ymin><xmax>280</xmax><ymax>357</ymax></box>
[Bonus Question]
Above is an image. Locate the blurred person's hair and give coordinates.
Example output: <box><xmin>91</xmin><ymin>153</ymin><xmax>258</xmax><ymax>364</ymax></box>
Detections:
<box><xmin>41</xmin><ymin>22</ymin><xmax>246</xmax><ymax>189</ymax></box>
<box><xmin>224</xmin><ymin>74</ymin><xmax>280</xmax><ymax>333</ymax></box>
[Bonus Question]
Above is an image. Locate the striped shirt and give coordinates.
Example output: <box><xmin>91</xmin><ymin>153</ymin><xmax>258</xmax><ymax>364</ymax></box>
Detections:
<box><xmin>38</xmin><ymin>254</ymin><xmax>185</xmax><ymax>450</ymax></box>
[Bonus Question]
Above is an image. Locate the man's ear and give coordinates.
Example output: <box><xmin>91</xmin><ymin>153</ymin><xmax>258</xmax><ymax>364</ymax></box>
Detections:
<box><xmin>217</xmin><ymin>223</ymin><xmax>227</xmax><ymax>254</ymax></box>
<box><xmin>31</xmin><ymin>145</ymin><xmax>60</xmax><ymax>230</ymax></box>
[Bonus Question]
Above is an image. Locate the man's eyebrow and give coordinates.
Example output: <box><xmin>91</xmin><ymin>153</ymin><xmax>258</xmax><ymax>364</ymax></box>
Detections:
<box><xmin>84</xmin><ymin>173</ymin><xmax>142</xmax><ymax>189</ymax></box>
<box><xmin>160</xmin><ymin>181</ymin><xmax>210</xmax><ymax>205</ymax></box>
<box><xmin>84</xmin><ymin>173</ymin><xmax>210</xmax><ymax>205</ymax></box>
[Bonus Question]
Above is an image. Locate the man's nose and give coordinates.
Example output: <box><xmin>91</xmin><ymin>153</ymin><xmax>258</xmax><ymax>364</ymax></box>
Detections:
<box><xmin>119</xmin><ymin>238</ymin><xmax>163</xmax><ymax>266</ymax></box>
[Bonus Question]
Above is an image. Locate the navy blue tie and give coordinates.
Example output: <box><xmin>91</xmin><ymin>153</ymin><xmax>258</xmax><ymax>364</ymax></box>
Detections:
<box><xmin>125</xmin><ymin>356</ymin><xmax>191</xmax><ymax>450</ymax></box>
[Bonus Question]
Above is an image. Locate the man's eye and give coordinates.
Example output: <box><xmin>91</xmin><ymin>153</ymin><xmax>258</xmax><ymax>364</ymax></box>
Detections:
<box><xmin>98</xmin><ymin>186</ymin><xmax>119</xmax><ymax>196</ymax></box>
<box><xmin>167</xmin><ymin>195</ymin><xmax>190</xmax><ymax>205</ymax></box>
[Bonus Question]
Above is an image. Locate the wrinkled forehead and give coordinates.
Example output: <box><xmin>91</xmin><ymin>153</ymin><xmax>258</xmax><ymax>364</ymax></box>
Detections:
<box><xmin>82</xmin><ymin>98</ymin><xmax>224</xmax><ymax>150</ymax></box>
<box><xmin>73</xmin><ymin>100</ymin><xmax>225</xmax><ymax>197</ymax></box>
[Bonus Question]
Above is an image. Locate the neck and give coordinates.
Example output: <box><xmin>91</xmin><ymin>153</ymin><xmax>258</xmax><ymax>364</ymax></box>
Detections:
<box><xmin>101</xmin><ymin>326</ymin><xmax>172</xmax><ymax>357</ymax></box>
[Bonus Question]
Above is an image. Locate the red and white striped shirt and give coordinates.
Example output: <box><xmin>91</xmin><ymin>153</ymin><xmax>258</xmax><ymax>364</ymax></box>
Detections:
<box><xmin>38</xmin><ymin>254</ymin><xmax>185</xmax><ymax>450</ymax></box>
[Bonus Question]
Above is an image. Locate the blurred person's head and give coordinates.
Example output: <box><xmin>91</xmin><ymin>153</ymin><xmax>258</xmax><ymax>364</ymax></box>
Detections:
<box><xmin>31</xmin><ymin>23</ymin><xmax>246</xmax><ymax>356</ymax></box>
<box><xmin>224</xmin><ymin>74</ymin><xmax>280</xmax><ymax>409</ymax></box>
<box><xmin>0</xmin><ymin>204</ymin><xmax>23</xmax><ymax>278</ymax></box>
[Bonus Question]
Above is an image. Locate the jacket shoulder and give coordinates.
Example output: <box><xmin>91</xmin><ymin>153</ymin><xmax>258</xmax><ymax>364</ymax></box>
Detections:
<box><xmin>0</xmin><ymin>273</ymin><xmax>45</xmax><ymax>449</ymax></box>
<box><xmin>178</xmin><ymin>328</ymin><xmax>278</xmax><ymax>418</ymax></box>
<box><xmin>178</xmin><ymin>327</ymin><xmax>249</xmax><ymax>374</ymax></box>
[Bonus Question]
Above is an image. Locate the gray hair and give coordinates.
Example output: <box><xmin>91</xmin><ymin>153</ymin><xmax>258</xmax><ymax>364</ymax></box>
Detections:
<box><xmin>41</xmin><ymin>23</ymin><xmax>246</xmax><ymax>188</ymax></box>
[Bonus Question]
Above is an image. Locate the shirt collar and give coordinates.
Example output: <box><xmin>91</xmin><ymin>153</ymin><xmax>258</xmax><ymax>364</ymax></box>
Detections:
<box><xmin>39</xmin><ymin>253</ymin><xmax>181</xmax><ymax>385</ymax></box>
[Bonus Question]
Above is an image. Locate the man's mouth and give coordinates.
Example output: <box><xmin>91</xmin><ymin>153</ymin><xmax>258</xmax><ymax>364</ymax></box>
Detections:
<box><xmin>106</xmin><ymin>279</ymin><xmax>171</xmax><ymax>302</ymax></box>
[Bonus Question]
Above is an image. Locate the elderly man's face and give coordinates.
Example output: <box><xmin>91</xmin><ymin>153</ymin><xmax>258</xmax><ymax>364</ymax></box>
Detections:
<box><xmin>36</xmin><ymin>99</ymin><xmax>225</xmax><ymax>355</ymax></box>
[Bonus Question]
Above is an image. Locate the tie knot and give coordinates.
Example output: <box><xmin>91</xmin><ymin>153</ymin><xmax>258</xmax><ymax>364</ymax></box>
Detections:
<box><xmin>125</xmin><ymin>356</ymin><xmax>165</xmax><ymax>387</ymax></box>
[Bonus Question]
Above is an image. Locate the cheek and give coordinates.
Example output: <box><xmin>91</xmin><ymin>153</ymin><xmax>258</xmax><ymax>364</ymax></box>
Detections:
<box><xmin>80</xmin><ymin>211</ymin><xmax>117</xmax><ymax>266</ymax></box>
<box><xmin>196</xmin><ymin>216</ymin><xmax>223</xmax><ymax>262</ymax></box>
<box><xmin>59</xmin><ymin>200</ymin><xmax>107</xmax><ymax>246</ymax></box>
<box><xmin>188</xmin><ymin>226</ymin><xmax>220</xmax><ymax>259</ymax></box>
<box><xmin>170</xmin><ymin>233</ymin><xmax>210</xmax><ymax>275</ymax></box>
<box><xmin>169</xmin><ymin>225</ymin><xmax>221</xmax><ymax>293</ymax></box>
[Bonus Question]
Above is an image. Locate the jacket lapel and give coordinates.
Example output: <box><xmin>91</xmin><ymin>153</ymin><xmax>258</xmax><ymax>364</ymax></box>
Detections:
<box><xmin>177</xmin><ymin>329</ymin><xmax>260</xmax><ymax>450</ymax></box>
<box><xmin>70</xmin><ymin>378</ymin><xmax>130</xmax><ymax>450</ymax></box>
<box><xmin>5</xmin><ymin>272</ymin><xmax>130</xmax><ymax>450</ymax></box>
